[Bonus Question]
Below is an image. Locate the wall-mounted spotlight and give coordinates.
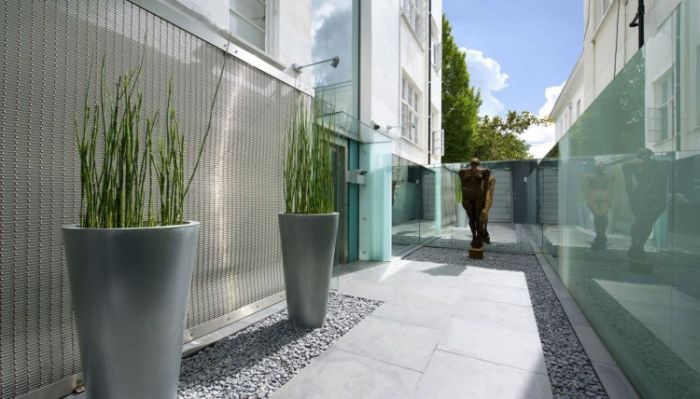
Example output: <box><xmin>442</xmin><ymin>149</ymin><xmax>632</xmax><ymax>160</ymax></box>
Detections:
<box><xmin>291</xmin><ymin>56</ymin><xmax>340</xmax><ymax>73</ymax></box>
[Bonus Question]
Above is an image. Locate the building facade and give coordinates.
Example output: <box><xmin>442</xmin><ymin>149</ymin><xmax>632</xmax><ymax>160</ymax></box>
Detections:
<box><xmin>552</xmin><ymin>0</ymin><xmax>700</xmax><ymax>153</ymax></box>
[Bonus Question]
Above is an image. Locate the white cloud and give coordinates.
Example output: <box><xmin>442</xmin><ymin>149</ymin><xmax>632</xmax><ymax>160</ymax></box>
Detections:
<box><xmin>461</xmin><ymin>48</ymin><xmax>509</xmax><ymax>116</ymax></box>
<box><xmin>522</xmin><ymin>81</ymin><xmax>566</xmax><ymax>159</ymax></box>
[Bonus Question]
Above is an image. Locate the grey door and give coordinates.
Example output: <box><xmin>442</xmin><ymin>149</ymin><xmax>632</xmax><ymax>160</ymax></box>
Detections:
<box><xmin>539</xmin><ymin>167</ymin><xmax>559</xmax><ymax>225</ymax></box>
<box><xmin>489</xmin><ymin>169</ymin><xmax>513</xmax><ymax>223</ymax></box>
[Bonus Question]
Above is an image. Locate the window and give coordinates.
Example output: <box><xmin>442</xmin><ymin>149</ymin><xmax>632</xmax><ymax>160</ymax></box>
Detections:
<box><xmin>576</xmin><ymin>100</ymin><xmax>582</xmax><ymax>118</ymax></box>
<box><xmin>401</xmin><ymin>76</ymin><xmax>420</xmax><ymax>144</ymax></box>
<box><xmin>402</xmin><ymin>0</ymin><xmax>425</xmax><ymax>40</ymax></box>
<box><xmin>653</xmin><ymin>70</ymin><xmax>675</xmax><ymax>141</ymax></box>
<box><xmin>229</xmin><ymin>0</ymin><xmax>267</xmax><ymax>51</ymax></box>
<box><xmin>431</xmin><ymin>109</ymin><xmax>442</xmax><ymax>156</ymax></box>
<box><xmin>430</xmin><ymin>36</ymin><xmax>442</xmax><ymax>71</ymax></box>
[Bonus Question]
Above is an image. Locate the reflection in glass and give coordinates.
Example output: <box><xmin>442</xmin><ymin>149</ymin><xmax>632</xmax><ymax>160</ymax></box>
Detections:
<box><xmin>391</xmin><ymin>156</ymin><xmax>437</xmax><ymax>255</ymax></box>
<box><xmin>311</xmin><ymin>0</ymin><xmax>358</xmax><ymax>118</ymax></box>
<box><xmin>524</xmin><ymin>3</ymin><xmax>700</xmax><ymax>397</ymax></box>
<box><xmin>622</xmin><ymin>149</ymin><xmax>670</xmax><ymax>261</ymax></box>
<box><xmin>583</xmin><ymin>162</ymin><xmax>615</xmax><ymax>250</ymax></box>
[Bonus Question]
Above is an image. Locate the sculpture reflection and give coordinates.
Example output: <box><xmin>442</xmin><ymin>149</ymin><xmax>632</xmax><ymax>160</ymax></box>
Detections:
<box><xmin>622</xmin><ymin>149</ymin><xmax>669</xmax><ymax>261</ymax></box>
<box><xmin>583</xmin><ymin>163</ymin><xmax>615</xmax><ymax>250</ymax></box>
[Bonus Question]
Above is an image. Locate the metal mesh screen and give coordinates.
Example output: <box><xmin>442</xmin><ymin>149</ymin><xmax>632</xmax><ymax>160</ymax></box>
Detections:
<box><xmin>0</xmin><ymin>1</ymin><xmax>295</xmax><ymax>397</ymax></box>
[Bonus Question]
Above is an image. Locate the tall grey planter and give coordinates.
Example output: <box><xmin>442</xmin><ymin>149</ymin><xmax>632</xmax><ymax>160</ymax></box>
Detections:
<box><xmin>62</xmin><ymin>222</ymin><xmax>200</xmax><ymax>399</ymax></box>
<box><xmin>278</xmin><ymin>213</ymin><xmax>338</xmax><ymax>329</ymax></box>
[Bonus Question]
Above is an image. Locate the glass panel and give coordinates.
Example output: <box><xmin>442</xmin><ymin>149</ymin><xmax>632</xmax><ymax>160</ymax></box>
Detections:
<box><xmin>392</xmin><ymin>156</ymin><xmax>421</xmax><ymax>255</ymax></box>
<box><xmin>524</xmin><ymin>3</ymin><xmax>700</xmax><ymax>397</ymax></box>
<box><xmin>311</xmin><ymin>0</ymin><xmax>359</xmax><ymax>119</ymax></box>
<box><xmin>391</xmin><ymin>156</ymin><xmax>438</xmax><ymax>255</ymax></box>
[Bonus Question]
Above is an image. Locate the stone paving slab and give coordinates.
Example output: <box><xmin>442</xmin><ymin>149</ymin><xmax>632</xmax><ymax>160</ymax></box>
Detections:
<box><xmin>271</xmin><ymin>349</ymin><xmax>421</xmax><ymax>399</ymax></box>
<box><xmin>415</xmin><ymin>350</ymin><xmax>553</xmax><ymax>399</ymax></box>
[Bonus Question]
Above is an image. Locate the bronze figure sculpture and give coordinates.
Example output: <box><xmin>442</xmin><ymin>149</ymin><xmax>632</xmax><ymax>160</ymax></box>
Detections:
<box><xmin>459</xmin><ymin>158</ymin><xmax>491</xmax><ymax>259</ymax></box>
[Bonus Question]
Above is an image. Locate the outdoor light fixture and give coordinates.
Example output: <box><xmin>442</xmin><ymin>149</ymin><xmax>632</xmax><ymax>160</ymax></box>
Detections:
<box><xmin>292</xmin><ymin>56</ymin><xmax>340</xmax><ymax>73</ymax></box>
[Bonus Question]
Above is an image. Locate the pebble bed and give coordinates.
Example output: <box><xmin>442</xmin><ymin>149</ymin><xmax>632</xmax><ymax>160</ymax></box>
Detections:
<box><xmin>406</xmin><ymin>246</ymin><xmax>609</xmax><ymax>399</ymax></box>
<box><xmin>178</xmin><ymin>293</ymin><xmax>382</xmax><ymax>399</ymax></box>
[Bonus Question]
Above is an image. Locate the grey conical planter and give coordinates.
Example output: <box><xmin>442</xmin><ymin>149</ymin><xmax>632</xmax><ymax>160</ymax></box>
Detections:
<box><xmin>62</xmin><ymin>222</ymin><xmax>200</xmax><ymax>399</ymax></box>
<box><xmin>278</xmin><ymin>213</ymin><xmax>339</xmax><ymax>329</ymax></box>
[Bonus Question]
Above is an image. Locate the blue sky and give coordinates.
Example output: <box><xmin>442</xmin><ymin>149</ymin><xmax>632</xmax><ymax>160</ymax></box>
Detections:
<box><xmin>443</xmin><ymin>0</ymin><xmax>584</xmax><ymax>156</ymax></box>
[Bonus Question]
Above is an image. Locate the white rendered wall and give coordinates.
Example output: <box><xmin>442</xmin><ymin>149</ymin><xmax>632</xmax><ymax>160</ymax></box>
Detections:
<box><xmin>430</xmin><ymin>0</ymin><xmax>443</xmax><ymax>163</ymax></box>
<box><xmin>169</xmin><ymin>0</ymin><xmax>312</xmax><ymax>85</ymax></box>
<box><xmin>552</xmin><ymin>0</ymin><xmax>681</xmax><ymax>140</ymax></box>
<box><xmin>366</xmin><ymin>0</ymin><xmax>401</xmax><ymax>138</ymax></box>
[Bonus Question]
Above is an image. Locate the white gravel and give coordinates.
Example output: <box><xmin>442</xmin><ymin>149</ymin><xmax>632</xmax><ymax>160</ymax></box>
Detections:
<box><xmin>178</xmin><ymin>293</ymin><xmax>381</xmax><ymax>399</ymax></box>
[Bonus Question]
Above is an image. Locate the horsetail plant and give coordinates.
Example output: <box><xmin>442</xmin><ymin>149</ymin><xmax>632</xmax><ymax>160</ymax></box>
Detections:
<box><xmin>283</xmin><ymin>98</ymin><xmax>335</xmax><ymax>214</ymax></box>
<box><xmin>75</xmin><ymin>53</ymin><xmax>225</xmax><ymax>228</ymax></box>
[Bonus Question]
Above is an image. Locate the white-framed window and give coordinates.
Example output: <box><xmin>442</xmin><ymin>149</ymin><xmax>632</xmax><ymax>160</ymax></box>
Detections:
<box><xmin>402</xmin><ymin>0</ymin><xmax>426</xmax><ymax>40</ymax></box>
<box><xmin>430</xmin><ymin>34</ymin><xmax>442</xmax><ymax>71</ymax></box>
<box><xmin>576</xmin><ymin>99</ymin><xmax>582</xmax><ymax>118</ymax></box>
<box><xmin>431</xmin><ymin>108</ymin><xmax>442</xmax><ymax>156</ymax></box>
<box><xmin>401</xmin><ymin>76</ymin><xmax>420</xmax><ymax>144</ymax></box>
<box><xmin>653</xmin><ymin>69</ymin><xmax>675</xmax><ymax>141</ymax></box>
<box><xmin>229</xmin><ymin>0</ymin><xmax>268</xmax><ymax>52</ymax></box>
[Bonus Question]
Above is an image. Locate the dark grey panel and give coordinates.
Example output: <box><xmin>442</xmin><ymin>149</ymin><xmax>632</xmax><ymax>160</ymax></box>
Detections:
<box><xmin>489</xmin><ymin>170</ymin><xmax>513</xmax><ymax>223</ymax></box>
<box><xmin>540</xmin><ymin>168</ymin><xmax>559</xmax><ymax>224</ymax></box>
<box><xmin>0</xmin><ymin>1</ymin><xmax>295</xmax><ymax>397</ymax></box>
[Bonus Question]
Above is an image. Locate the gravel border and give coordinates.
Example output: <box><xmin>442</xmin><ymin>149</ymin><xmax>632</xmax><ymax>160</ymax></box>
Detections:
<box><xmin>406</xmin><ymin>246</ymin><xmax>608</xmax><ymax>399</ymax></box>
<box><xmin>178</xmin><ymin>293</ymin><xmax>382</xmax><ymax>399</ymax></box>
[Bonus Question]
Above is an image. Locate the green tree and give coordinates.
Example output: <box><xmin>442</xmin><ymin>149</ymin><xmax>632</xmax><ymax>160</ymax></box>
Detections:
<box><xmin>471</xmin><ymin>111</ymin><xmax>550</xmax><ymax>161</ymax></box>
<box><xmin>441</xmin><ymin>15</ymin><xmax>481</xmax><ymax>163</ymax></box>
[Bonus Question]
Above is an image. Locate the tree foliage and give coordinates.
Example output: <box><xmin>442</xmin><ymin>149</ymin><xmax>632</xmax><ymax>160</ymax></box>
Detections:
<box><xmin>441</xmin><ymin>15</ymin><xmax>481</xmax><ymax>164</ymax></box>
<box><xmin>441</xmin><ymin>15</ymin><xmax>552</xmax><ymax>162</ymax></box>
<box><xmin>471</xmin><ymin>111</ymin><xmax>549</xmax><ymax>161</ymax></box>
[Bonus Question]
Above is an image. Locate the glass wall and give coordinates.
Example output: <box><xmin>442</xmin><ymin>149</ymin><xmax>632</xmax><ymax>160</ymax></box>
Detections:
<box><xmin>310</xmin><ymin>0</ymin><xmax>359</xmax><ymax>119</ymax></box>
<box><xmin>312</xmin><ymin>0</ymin><xmax>361</xmax><ymax>263</ymax></box>
<box><xmin>527</xmin><ymin>2</ymin><xmax>700</xmax><ymax>397</ymax></box>
<box><xmin>391</xmin><ymin>156</ymin><xmax>438</xmax><ymax>255</ymax></box>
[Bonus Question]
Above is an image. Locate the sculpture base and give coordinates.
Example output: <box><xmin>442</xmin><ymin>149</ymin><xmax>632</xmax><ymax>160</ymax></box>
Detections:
<box><xmin>469</xmin><ymin>247</ymin><xmax>484</xmax><ymax>260</ymax></box>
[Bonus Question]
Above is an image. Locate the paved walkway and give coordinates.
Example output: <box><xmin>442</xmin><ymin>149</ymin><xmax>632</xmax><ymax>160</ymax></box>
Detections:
<box><xmin>274</xmin><ymin>256</ymin><xmax>553</xmax><ymax>399</ymax></box>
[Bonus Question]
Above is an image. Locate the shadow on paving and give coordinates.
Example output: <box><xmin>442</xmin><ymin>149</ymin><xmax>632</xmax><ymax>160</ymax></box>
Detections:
<box><xmin>405</xmin><ymin>246</ymin><xmax>608</xmax><ymax>399</ymax></box>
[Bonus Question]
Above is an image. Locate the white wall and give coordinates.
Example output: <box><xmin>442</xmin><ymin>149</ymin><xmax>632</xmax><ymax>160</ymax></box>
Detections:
<box><xmin>430</xmin><ymin>0</ymin><xmax>443</xmax><ymax>163</ymax></box>
<box><xmin>277</xmin><ymin>1</ymin><xmax>312</xmax><ymax>72</ymax></box>
<box><xmin>366</xmin><ymin>0</ymin><xmax>401</xmax><ymax>137</ymax></box>
<box><xmin>358</xmin><ymin>0</ymin><xmax>442</xmax><ymax>166</ymax></box>
<box><xmin>552</xmin><ymin>0</ymin><xmax>682</xmax><ymax>141</ymax></box>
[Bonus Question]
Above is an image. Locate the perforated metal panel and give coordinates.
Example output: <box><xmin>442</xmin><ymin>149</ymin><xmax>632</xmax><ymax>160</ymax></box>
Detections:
<box><xmin>0</xmin><ymin>1</ymin><xmax>296</xmax><ymax>397</ymax></box>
